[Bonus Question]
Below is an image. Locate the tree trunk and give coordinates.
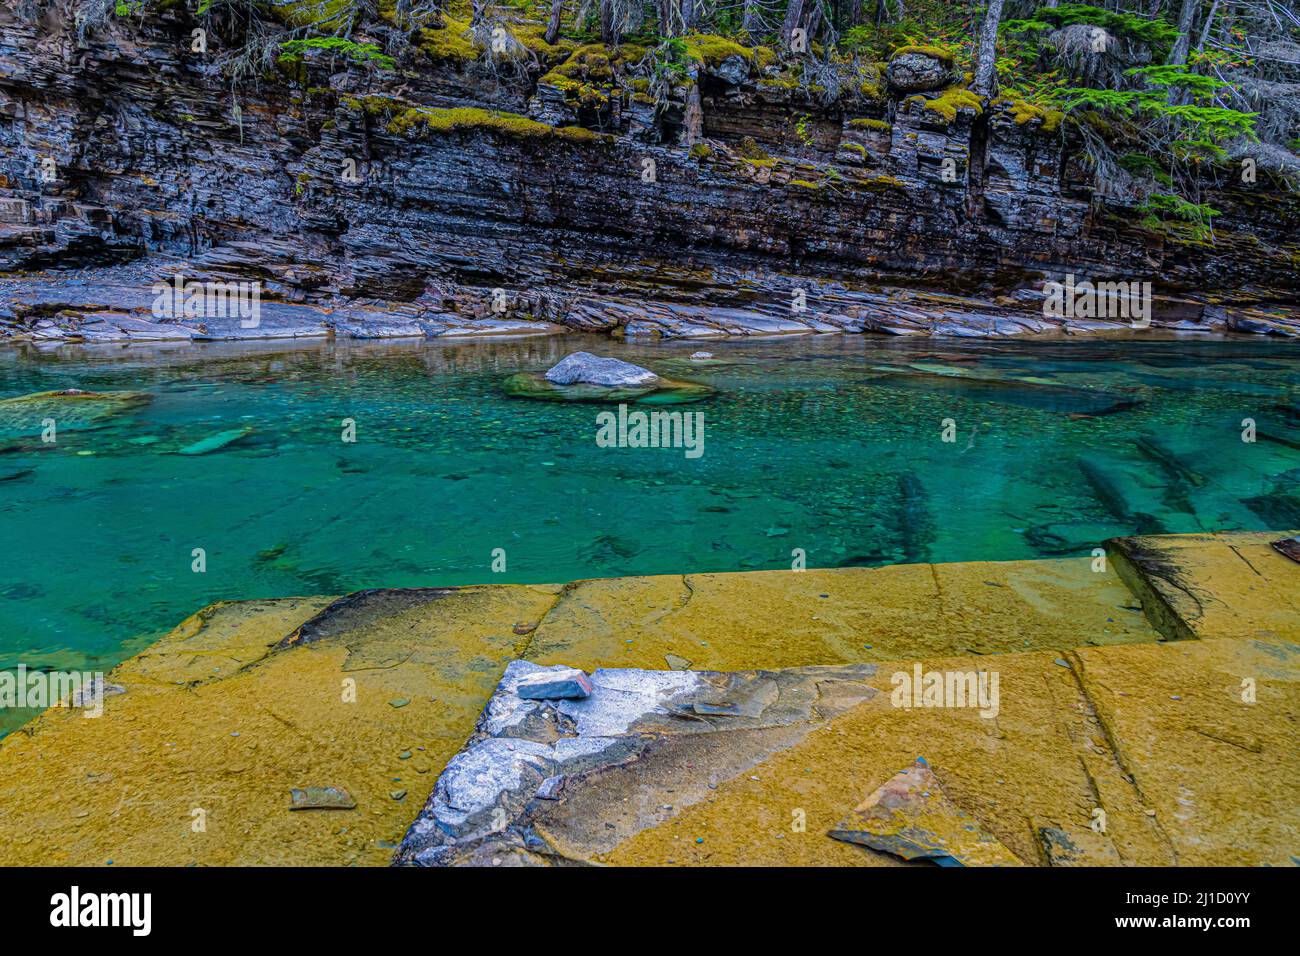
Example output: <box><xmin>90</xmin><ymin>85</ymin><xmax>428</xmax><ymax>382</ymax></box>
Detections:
<box><xmin>1167</xmin><ymin>0</ymin><xmax>1198</xmax><ymax>65</ymax></box>
<box><xmin>544</xmin><ymin>0</ymin><xmax>564</xmax><ymax>45</ymax></box>
<box><xmin>1196</xmin><ymin>0</ymin><xmax>1220</xmax><ymax>52</ymax></box>
<box><xmin>742</xmin><ymin>0</ymin><xmax>764</xmax><ymax>36</ymax></box>
<box><xmin>682</xmin><ymin>0</ymin><xmax>699</xmax><ymax>30</ymax></box>
<box><xmin>600</xmin><ymin>0</ymin><xmax>617</xmax><ymax>45</ymax></box>
<box><xmin>782</xmin><ymin>0</ymin><xmax>806</xmax><ymax>51</ymax></box>
<box><xmin>804</xmin><ymin>0</ymin><xmax>824</xmax><ymax>43</ymax></box>
<box><xmin>972</xmin><ymin>0</ymin><xmax>1004</xmax><ymax>97</ymax></box>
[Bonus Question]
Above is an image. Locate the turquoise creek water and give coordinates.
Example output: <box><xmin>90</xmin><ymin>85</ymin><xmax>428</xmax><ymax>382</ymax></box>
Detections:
<box><xmin>1</xmin><ymin>334</ymin><xmax>1297</xmax><ymax>678</ymax></box>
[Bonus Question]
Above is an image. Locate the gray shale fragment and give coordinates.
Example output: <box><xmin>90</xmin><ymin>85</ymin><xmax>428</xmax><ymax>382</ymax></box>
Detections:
<box><xmin>516</xmin><ymin>667</ymin><xmax>593</xmax><ymax>700</ymax></box>
<box><xmin>289</xmin><ymin>786</ymin><xmax>357</xmax><ymax>810</ymax></box>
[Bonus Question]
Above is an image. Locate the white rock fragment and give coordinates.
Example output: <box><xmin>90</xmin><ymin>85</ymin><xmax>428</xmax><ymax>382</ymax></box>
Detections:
<box><xmin>543</xmin><ymin>352</ymin><xmax>659</xmax><ymax>387</ymax></box>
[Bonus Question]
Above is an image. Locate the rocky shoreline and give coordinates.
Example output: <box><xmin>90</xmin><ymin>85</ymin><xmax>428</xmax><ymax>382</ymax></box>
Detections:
<box><xmin>3</xmin><ymin>256</ymin><xmax>1296</xmax><ymax>344</ymax></box>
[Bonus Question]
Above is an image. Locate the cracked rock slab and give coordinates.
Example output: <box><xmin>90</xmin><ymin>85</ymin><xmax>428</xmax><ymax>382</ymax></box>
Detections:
<box><xmin>828</xmin><ymin>759</ymin><xmax>1023</xmax><ymax>866</ymax></box>
<box><xmin>1107</xmin><ymin>531</ymin><xmax>1300</xmax><ymax>641</ymax></box>
<box><xmin>392</xmin><ymin>660</ymin><xmax>877</xmax><ymax>866</ymax></box>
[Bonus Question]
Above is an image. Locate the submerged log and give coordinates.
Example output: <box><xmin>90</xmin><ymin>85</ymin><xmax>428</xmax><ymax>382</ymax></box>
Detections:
<box><xmin>1243</xmin><ymin>493</ymin><xmax>1300</xmax><ymax>529</ymax></box>
<box><xmin>1134</xmin><ymin>434</ymin><xmax>1207</xmax><ymax>488</ymax></box>
<box><xmin>1077</xmin><ymin>456</ymin><xmax>1166</xmax><ymax>535</ymax></box>
<box><xmin>1257</xmin><ymin>427</ymin><xmax>1300</xmax><ymax>452</ymax></box>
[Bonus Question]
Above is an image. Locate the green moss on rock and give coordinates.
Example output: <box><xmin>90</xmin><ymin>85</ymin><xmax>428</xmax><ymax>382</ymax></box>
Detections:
<box><xmin>912</xmin><ymin>85</ymin><xmax>984</xmax><ymax>123</ymax></box>
<box><xmin>386</xmin><ymin>106</ymin><xmax>605</xmax><ymax>144</ymax></box>
<box><xmin>848</xmin><ymin>118</ymin><xmax>892</xmax><ymax>133</ymax></box>
<box><xmin>890</xmin><ymin>45</ymin><xmax>956</xmax><ymax>66</ymax></box>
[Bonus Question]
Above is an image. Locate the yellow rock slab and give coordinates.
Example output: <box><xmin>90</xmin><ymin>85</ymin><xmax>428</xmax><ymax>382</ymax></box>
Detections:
<box><xmin>1</xmin><ymin>532</ymin><xmax>1292</xmax><ymax>868</ymax></box>
<box><xmin>528</xmin><ymin>558</ymin><xmax>1156</xmax><ymax>672</ymax></box>
<box><xmin>1107</xmin><ymin>531</ymin><xmax>1300</xmax><ymax>642</ymax></box>
<box><xmin>1074</xmin><ymin>635</ymin><xmax>1300</xmax><ymax>866</ymax></box>
<box><xmin>599</xmin><ymin>647</ymin><xmax>1173</xmax><ymax>867</ymax></box>
<box><xmin>0</xmin><ymin>585</ymin><xmax>559</xmax><ymax>866</ymax></box>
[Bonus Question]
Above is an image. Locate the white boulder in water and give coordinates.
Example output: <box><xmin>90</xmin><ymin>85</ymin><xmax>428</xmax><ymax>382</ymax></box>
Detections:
<box><xmin>544</xmin><ymin>352</ymin><xmax>660</xmax><ymax>387</ymax></box>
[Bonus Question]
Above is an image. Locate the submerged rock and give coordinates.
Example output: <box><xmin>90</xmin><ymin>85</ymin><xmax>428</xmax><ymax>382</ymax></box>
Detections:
<box><xmin>0</xmin><ymin>388</ymin><xmax>152</xmax><ymax>438</ymax></box>
<box><xmin>544</xmin><ymin>352</ymin><xmax>660</xmax><ymax>387</ymax></box>
<box><xmin>289</xmin><ymin>786</ymin><xmax>357</xmax><ymax>810</ymax></box>
<box><xmin>873</xmin><ymin>369</ymin><xmax>1137</xmax><ymax>416</ymax></box>
<box><xmin>177</xmin><ymin>426</ymin><xmax>254</xmax><ymax>456</ymax></box>
<box><xmin>0</xmin><ymin>388</ymin><xmax>150</xmax><ymax>408</ymax></box>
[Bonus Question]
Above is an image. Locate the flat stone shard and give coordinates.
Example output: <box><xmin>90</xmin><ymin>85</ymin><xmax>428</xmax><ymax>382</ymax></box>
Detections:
<box><xmin>516</xmin><ymin>667</ymin><xmax>593</xmax><ymax>700</ymax></box>
<box><xmin>289</xmin><ymin>786</ymin><xmax>357</xmax><ymax>811</ymax></box>
<box><xmin>536</xmin><ymin>776</ymin><xmax>565</xmax><ymax>800</ymax></box>
<box><xmin>827</xmin><ymin>760</ymin><xmax>1024</xmax><ymax>867</ymax></box>
<box><xmin>393</xmin><ymin>660</ymin><xmax>877</xmax><ymax>866</ymax></box>
<box><xmin>1272</xmin><ymin>536</ymin><xmax>1300</xmax><ymax>564</ymax></box>
<box><xmin>544</xmin><ymin>352</ymin><xmax>660</xmax><ymax>387</ymax></box>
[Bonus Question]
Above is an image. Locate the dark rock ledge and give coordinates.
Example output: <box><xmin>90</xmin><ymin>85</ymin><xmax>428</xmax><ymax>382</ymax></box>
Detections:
<box><xmin>1</xmin><ymin>6</ymin><xmax>1297</xmax><ymax>341</ymax></box>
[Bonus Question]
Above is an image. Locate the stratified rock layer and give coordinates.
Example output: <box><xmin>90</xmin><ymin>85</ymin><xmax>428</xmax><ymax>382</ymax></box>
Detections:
<box><xmin>1</xmin><ymin>6</ymin><xmax>1297</xmax><ymax>340</ymax></box>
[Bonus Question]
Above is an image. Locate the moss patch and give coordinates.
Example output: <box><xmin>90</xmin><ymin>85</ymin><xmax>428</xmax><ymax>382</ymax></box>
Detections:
<box><xmin>385</xmin><ymin>106</ymin><xmax>606</xmax><ymax>144</ymax></box>
<box><xmin>889</xmin><ymin>44</ymin><xmax>956</xmax><ymax>66</ymax></box>
<box><xmin>993</xmin><ymin>94</ymin><xmax>1064</xmax><ymax>135</ymax></box>
<box><xmin>848</xmin><ymin>118</ymin><xmax>892</xmax><ymax>133</ymax></box>
<box><xmin>680</xmin><ymin>33</ymin><xmax>771</xmax><ymax>69</ymax></box>
<box><xmin>910</xmin><ymin>85</ymin><xmax>984</xmax><ymax>124</ymax></box>
<box><xmin>416</xmin><ymin>15</ymin><xmax>478</xmax><ymax>64</ymax></box>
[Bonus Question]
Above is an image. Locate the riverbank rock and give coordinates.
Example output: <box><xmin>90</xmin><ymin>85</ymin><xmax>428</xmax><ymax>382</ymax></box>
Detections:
<box><xmin>503</xmin><ymin>367</ymin><xmax>713</xmax><ymax>405</ymax></box>
<box><xmin>544</xmin><ymin>352</ymin><xmax>660</xmax><ymax>387</ymax></box>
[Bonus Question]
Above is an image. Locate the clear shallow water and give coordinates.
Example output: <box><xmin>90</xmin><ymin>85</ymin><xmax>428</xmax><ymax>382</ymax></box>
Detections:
<box><xmin>0</xmin><ymin>334</ymin><xmax>1296</xmax><ymax>674</ymax></box>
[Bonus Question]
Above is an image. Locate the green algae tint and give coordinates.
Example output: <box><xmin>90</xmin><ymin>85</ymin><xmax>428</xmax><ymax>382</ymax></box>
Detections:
<box><xmin>0</xmin><ymin>335</ymin><xmax>1296</xmax><ymax>675</ymax></box>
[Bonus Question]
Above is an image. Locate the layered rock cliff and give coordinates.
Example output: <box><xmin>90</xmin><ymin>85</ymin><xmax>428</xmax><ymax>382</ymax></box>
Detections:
<box><xmin>1</xmin><ymin>3</ymin><xmax>1297</xmax><ymax>341</ymax></box>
